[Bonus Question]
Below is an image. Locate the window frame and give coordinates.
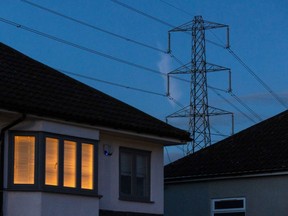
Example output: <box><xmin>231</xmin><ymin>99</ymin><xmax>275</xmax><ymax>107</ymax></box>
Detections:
<box><xmin>8</xmin><ymin>131</ymin><xmax>98</xmax><ymax>196</ymax></box>
<box><xmin>211</xmin><ymin>197</ymin><xmax>246</xmax><ymax>216</ymax></box>
<box><xmin>8</xmin><ymin>131</ymin><xmax>40</xmax><ymax>190</ymax></box>
<box><xmin>119</xmin><ymin>147</ymin><xmax>151</xmax><ymax>202</ymax></box>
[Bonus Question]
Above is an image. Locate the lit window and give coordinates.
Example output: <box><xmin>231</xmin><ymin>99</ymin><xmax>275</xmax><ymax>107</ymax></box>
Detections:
<box><xmin>64</xmin><ymin>140</ymin><xmax>77</xmax><ymax>188</ymax></box>
<box><xmin>13</xmin><ymin>136</ymin><xmax>35</xmax><ymax>184</ymax></box>
<box><xmin>81</xmin><ymin>143</ymin><xmax>94</xmax><ymax>189</ymax></box>
<box><xmin>119</xmin><ymin>147</ymin><xmax>150</xmax><ymax>202</ymax></box>
<box><xmin>212</xmin><ymin>198</ymin><xmax>246</xmax><ymax>216</ymax></box>
<box><xmin>10</xmin><ymin>132</ymin><xmax>97</xmax><ymax>195</ymax></box>
<box><xmin>45</xmin><ymin>137</ymin><xmax>59</xmax><ymax>186</ymax></box>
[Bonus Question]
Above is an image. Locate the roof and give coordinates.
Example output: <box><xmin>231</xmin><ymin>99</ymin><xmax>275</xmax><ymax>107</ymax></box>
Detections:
<box><xmin>0</xmin><ymin>42</ymin><xmax>191</xmax><ymax>142</ymax></box>
<box><xmin>165</xmin><ymin>109</ymin><xmax>288</xmax><ymax>182</ymax></box>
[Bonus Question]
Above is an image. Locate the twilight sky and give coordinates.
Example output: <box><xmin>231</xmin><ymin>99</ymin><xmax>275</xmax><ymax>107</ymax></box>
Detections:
<box><xmin>1</xmin><ymin>0</ymin><xmax>288</xmax><ymax>163</ymax></box>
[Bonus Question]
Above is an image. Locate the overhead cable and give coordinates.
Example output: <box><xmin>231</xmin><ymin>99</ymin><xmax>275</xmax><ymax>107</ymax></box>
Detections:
<box><xmin>110</xmin><ymin>0</ymin><xmax>175</xmax><ymax>28</ymax></box>
<box><xmin>21</xmin><ymin>0</ymin><xmax>167</xmax><ymax>54</ymax></box>
<box><xmin>208</xmin><ymin>28</ymin><xmax>288</xmax><ymax>109</ymax></box>
<box><xmin>0</xmin><ymin>17</ymin><xmax>165</xmax><ymax>76</ymax></box>
<box><xmin>0</xmin><ymin>17</ymin><xmax>194</xmax><ymax>110</ymax></box>
<box><xmin>169</xmin><ymin>52</ymin><xmax>261</xmax><ymax>123</ymax></box>
<box><xmin>210</xmin><ymin>88</ymin><xmax>257</xmax><ymax>123</ymax></box>
<box><xmin>159</xmin><ymin>0</ymin><xmax>193</xmax><ymax>17</ymax></box>
<box><xmin>111</xmin><ymin>0</ymin><xmax>286</xmax><ymax>111</ymax></box>
<box><xmin>227</xmin><ymin>48</ymin><xmax>288</xmax><ymax>109</ymax></box>
<box><xmin>229</xmin><ymin>92</ymin><xmax>262</xmax><ymax>121</ymax></box>
<box><xmin>60</xmin><ymin>69</ymin><xmax>167</xmax><ymax>97</ymax></box>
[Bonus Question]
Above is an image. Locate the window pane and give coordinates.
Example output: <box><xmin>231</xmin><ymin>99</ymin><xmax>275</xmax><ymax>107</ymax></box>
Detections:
<box><xmin>64</xmin><ymin>140</ymin><xmax>77</xmax><ymax>188</ymax></box>
<box><xmin>14</xmin><ymin>136</ymin><xmax>35</xmax><ymax>184</ymax></box>
<box><xmin>136</xmin><ymin>155</ymin><xmax>148</xmax><ymax>197</ymax></box>
<box><xmin>214</xmin><ymin>213</ymin><xmax>245</xmax><ymax>216</ymax></box>
<box><xmin>215</xmin><ymin>200</ymin><xmax>244</xmax><ymax>209</ymax></box>
<box><xmin>45</xmin><ymin>138</ymin><xmax>59</xmax><ymax>186</ymax></box>
<box><xmin>81</xmin><ymin>143</ymin><xmax>94</xmax><ymax>189</ymax></box>
<box><xmin>120</xmin><ymin>152</ymin><xmax>132</xmax><ymax>195</ymax></box>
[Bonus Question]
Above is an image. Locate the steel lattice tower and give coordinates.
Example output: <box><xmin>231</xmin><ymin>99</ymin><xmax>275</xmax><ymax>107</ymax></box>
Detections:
<box><xmin>167</xmin><ymin>16</ymin><xmax>233</xmax><ymax>154</ymax></box>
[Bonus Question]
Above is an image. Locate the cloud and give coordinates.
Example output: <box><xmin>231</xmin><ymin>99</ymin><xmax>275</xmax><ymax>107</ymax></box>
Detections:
<box><xmin>157</xmin><ymin>53</ymin><xmax>182</xmax><ymax>106</ymax></box>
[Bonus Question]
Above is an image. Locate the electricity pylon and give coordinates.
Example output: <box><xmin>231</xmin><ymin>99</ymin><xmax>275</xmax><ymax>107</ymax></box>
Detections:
<box><xmin>166</xmin><ymin>16</ymin><xmax>233</xmax><ymax>154</ymax></box>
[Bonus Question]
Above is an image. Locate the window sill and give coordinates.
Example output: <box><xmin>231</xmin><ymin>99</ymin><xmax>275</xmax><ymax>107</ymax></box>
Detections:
<box><xmin>119</xmin><ymin>196</ymin><xmax>154</xmax><ymax>203</ymax></box>
<box><xmin>5</xmin><ymin>187</ymin><xmax>103</xmax><ymax>199</ymax></box>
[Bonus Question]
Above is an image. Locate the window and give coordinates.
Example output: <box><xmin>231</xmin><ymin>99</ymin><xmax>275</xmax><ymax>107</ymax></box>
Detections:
<box><xmin>10</xmin><ymin>132</ymin><xmax>97</xmax><ymax>195</ymax></box>
<box><xmin>13</xmin><ymin>135</ymin><xmax>35</xmax><ymax>184</ymax></box>
<box><xmin>81</xmin><ymin>143</ymin><xmax>94</xmax><ymax>189</ymax></box>
<box><xmin>45</xmin><ymin>137</ymin><xmax>59</xmax><ymax>186</ymax></box>
<box><xmin>119</xmin><ymin>147</ymin><xmax>150</xmax><ymax>202</ymax></box>
<box><xmin>63</xmin><ymin>140</ymin><xmax>77</xmax><ymax>188</ymax></box>
<box><xmin>212</xmin><ymin>198</ymin><xmax>246</xmax><ymax>216</ymax></box>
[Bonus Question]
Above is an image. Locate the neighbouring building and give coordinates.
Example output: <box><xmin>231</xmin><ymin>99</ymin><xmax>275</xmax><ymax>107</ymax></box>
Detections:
<box><xmin>0</xmin><ymin>42</ymin><xmax>191</xmax><ymax>216</ymax></box>
<box><xmin>165</xmin><ymin>110</ymin><xmax>288</xmax><ymax>216</ymax></box>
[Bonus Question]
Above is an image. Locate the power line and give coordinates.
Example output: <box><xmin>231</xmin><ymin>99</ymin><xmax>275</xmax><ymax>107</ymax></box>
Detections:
<box><xmin>229</xmin><ymin>92</ymin><xmax>262</xmax><ymax>121</ymax></box>
<box><xmin>0</xmin><ymin>17</ymin><xmax>167</xmax><ymax>76</ymax></box>
<box><xmin>1</xmin><ymin>16</ymin><xmax>198</xmax><ymax>90</ymax></box>
<box><xmin>0</xmin><ymin>17</ymin><xmax>200</xmax><ymax>110</ymax></box>
<box><xmin>21</xmin><ymin>0</ymin><xmax>239</xmax><ymax>114</ymax></box>
<box><xmin>0</xmin><ymin>10</ymin><xmax>266</xmax><ymax>124</ymax></box>
<box><xmin>111</xmin><ymin>0</ymin><xmax>286</xmax><ymax>111</ymax></box>
<box><xmin>209</xmin><ymin>27</ymin><xmax>288</xmax><ymax>109</ymax></box>
<box><xmin>227</xmin><ymin>48</ymin><xmax>288</xmax><ymax>109</ymax></box>
<box><xmin>210</xmin><ymin>88</ymin><xmax>257</xmax><ymax>123</ymax></box>
<box><xmin>60</xmin><ymin>69</ymin><xmax>167</xmax><ymax>97</ymax></box>
<box><xmin>110</xmin><ymin>0</ymin><xmax>226</xmax><ymax>49</ymax></box>
<box><xmin>21</xmin><ymin>0</ymin><xmax>167</xmax><ymax>54</ymax></box>
<box><xmin>61</xmin><ymin>68</ymin><xmax>186</xmax><ymax>109</ymax></box>
<box><xmin>110</xmin><ymin>0</ymin><xmax>175</xmax><ymax>28</ymax></box>
<box><xmin>169</xmin><ymin>51</ymin><xmax>261</xmax><ymax>123</ymax></box>
<box><xmin>159</xmin><ymin>0</ymin><xmax>193</xmax><ymax>17</ymax></box>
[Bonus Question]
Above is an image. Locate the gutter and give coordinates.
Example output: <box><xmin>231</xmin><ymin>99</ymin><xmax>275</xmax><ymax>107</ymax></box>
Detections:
<box><xmin>27</xmin><ymin>114</ymin><xmax>190</xmax><ymax>145</ymax></box>
<box><xmin>0</xmin><ymin>114</ymin><xmax>26</xmax><ymax>216</ymax></box>
<box><xmin>164</xmin><ymin>170</ymin><xmax>288</xmax><ymax>185</ymax></box>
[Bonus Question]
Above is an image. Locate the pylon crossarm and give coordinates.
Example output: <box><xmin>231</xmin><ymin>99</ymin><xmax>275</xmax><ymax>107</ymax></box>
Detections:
<box><xmin>169</xmin><ymin>16</ymin><xmax>228</xmax><ymax>32</ymax></box>
<box><xmin>166</xmin><ymin>105</ymin><xmax>191</xmax><ymax>118</ymax></box>
<box><xmin>201</xmin><ymin>19</ymin><xmax>228</xmax><ymax>30</ymax></box>
<box><xmin>208</xmin><ymin>106</ymin><xmax>234</xmax><ymax>135</ymax></box>
<box><xmin>208</xmin><ymin>106</ymin><xmax>233</xmax><ymax>116</ymax></box>
<box><xmin>168</xmin><ymin>62</ymin><xmax>192</xmax><ymax>75</ymax></box>
<box><xmin>206</xmin><ymin>62</ymin><xmax>230</xmax><ymax>72</ymax></box>
<box><xmin>169</xmin><ymin>20</ymin><xmax>195</xmax><ymax>32</ymax></box>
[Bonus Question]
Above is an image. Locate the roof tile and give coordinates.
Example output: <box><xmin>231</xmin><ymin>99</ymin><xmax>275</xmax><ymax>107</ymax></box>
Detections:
<box><xmin>0</xmin><ymin>42</ymin><xmax>190</xmax><ymax>142</ymax></box>
<box><xmin>165</xmin><ymin>110</ymin><xmax>288</xmax><ymax>181</ymax></box>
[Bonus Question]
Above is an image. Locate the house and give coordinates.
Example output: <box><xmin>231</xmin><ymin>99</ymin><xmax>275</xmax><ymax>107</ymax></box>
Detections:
<box><xmin>164</xmin><ymin>110</ymin><xmax>288</xmax><ymax>216</ymax></box>
<box><xmin>0</xmin><ymin>42</ymin><xmax>191</xmax><ymax>216</ymax></box>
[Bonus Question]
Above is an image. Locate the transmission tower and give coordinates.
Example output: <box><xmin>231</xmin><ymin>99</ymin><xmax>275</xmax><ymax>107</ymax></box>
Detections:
<box><xmin>166</xmin><ymin>16</ymin><xmax>233</xmax><ymax>154</ymax></box>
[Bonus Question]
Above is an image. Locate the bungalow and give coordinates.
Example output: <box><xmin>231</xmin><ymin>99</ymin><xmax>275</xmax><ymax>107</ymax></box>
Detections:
<box><xmin>165</xmin><ymin>110</ymin><xmax>288</xmax><ymax>216</ymax></box>
<box><xmin>0</xmin><ymin>42</ymin><xmax>191</xmax><ymax>216</ymax></box>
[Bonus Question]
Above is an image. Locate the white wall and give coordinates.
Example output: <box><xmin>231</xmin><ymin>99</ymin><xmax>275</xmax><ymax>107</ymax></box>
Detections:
<box><xmin>3</xmin><ymin>118</ymin><xmax>165</xmax><ymax>215</ymax></box>
<box><xmin>98</xmin><ymin>132</ymin><xmax>164</xmax><ymax>215</ymax></box>
<box><xmin>4</xmin><ymin>191</ymin><xmax>99</xmax><ymax>216</ymax></box>
<box><xmin>3</xmin><ymin>118</ymin><xmax>101</xmax><ymax>216</ymax></box>
<box><xmin>10</xmin><ymin>119</ymin><xmax>99</xmax><ymax>140</ymax></box>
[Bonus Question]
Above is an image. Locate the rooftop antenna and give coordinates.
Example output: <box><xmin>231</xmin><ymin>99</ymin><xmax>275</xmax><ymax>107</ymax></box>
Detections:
<box><xmin>166</xmin><ymin>16</ymin><xmax>233</xmax><ymax>154</ymax></box>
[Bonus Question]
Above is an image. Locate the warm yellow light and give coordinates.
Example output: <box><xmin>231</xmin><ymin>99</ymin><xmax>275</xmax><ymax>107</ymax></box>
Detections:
<box><xmin>45</xmin><ymin>138</ymin><xmax>59</xmax><ymax>186</ymax></box>
<box><xmin>14</xmin><ymin>136</ymin><xmax>35</xmax><ymax>184</ymax></box>
<box><xmin>81</xmin><ymin>143</ymin><xmax>94</xmax><ymax>189</ymax></box>
<box><xmin>64</xmin><ymin>140</ymin><xmax>77</xmax><ymax>188</ymax></box>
